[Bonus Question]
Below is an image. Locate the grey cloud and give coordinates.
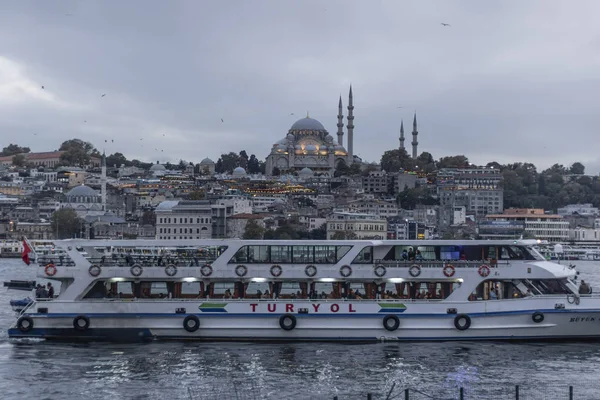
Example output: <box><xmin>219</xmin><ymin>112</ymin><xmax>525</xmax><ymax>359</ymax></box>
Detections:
<box><xmin>0</xmin><ymin>0</ymin><xmax>599</xmax><ymax>172</ymax></box>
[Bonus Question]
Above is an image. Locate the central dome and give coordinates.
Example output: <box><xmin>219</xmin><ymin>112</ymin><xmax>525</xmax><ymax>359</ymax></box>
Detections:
<box><xmin>290</xmin><ymin>117</ymin><xmax>326</xmax><ymax>131</ymax></box>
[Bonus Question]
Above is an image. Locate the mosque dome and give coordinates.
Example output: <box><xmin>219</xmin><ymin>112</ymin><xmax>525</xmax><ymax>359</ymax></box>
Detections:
<box><xmin>290</xmin><ymin>117</ymin><xmax>326</xmax><ymax>132</ymax></box>
<box><xmin>200</xmin><ymin>158</ymin><xmax>214</xmax><ymax>165</ymax></box>
<box><xmin>325</xmin><ymin>135</ymin><xmax>334</xmax><ymax>143</ymax></box>
<box><xmin>299</xmin><ymin>167</ymin><xmax>314</xmax><ymax>178</ymax></box>
<box><xmin>150</xmin><ymin>163</ymin><xmax>166</xmax><ymax>171</ymax></box>
<box><xmin>304</xmin><ymin>144</ymin><xmax>318</xmax><ymax>153</ymax></box>
<box><xmin>66</xmin><ymin>184</ymin><xmax>99</xmax><ymax>198</ymax></box>
<box><xmin>232</xmin><ymin>167</ymin><xmax>247</xmax><ymax>178</ymax></box>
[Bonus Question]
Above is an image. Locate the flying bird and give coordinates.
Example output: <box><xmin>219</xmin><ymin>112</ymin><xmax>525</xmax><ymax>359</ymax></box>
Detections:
<box><xmin>101</xmin><ymin>94</ymin><xmax>106</xmax><ymax>97</ymax></box>
<box><xmin>111</xmin><ymin>140</ymin><xmax>114</xmax><ymax>143</ymax></box>
<box><xmin>290</xmin><ymin>113</ymin><xmax>294</xmax><ymax>115</ymax></box>
<box><xmin>84</xmin><ymin>120</ymin><xmax>87</xmax><ymax>123</ymax></box>
<box><xmin>221</xmin><ymin>118</ymin><xmax>224</xmax><ymax>123</ymax></box>
<box><xmin>41</xmin><ymin>86</ymin><xmax>44</xmax><ymax>89</ymax></box>
<box><xmin>441</xmin><ymin>23</ymin><xmax>450</xmax><ymax>27</ymax></box>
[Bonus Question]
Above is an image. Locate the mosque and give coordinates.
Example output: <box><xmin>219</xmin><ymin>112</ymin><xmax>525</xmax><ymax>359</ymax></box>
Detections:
<box><xmin>265</xmin><ymin>86</ymin><xmax>358</xmax><ymax>176</ymax></box>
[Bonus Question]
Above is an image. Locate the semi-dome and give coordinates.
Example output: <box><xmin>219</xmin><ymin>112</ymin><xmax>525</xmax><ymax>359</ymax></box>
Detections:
<box><xmin>232</xmin><ymin>167</ymin><xmax>247</xmax><ymax>178</ymax></box>
<box><xmin>66</xmin><ymin>184</ymin><xmax>99</xmax><ymax>198</ymax></box>
<box><xmin>290</xmin><ymin>117</ymin><xmax>326</xmax><ymax>132</ymax></box>
<box><xmin>150</xmin><ymin>163</ymin><xmax>166</xmax><ymax>171</ymax></box>
<box><xmin>299</xmin><ymin>167</ymin><xmax>314</xmax><ymax>178</ymax></box>
<box><xmin>200</xmin><ymin>157</ymin><xmax>214</xmax><ymax>165</ymax></box>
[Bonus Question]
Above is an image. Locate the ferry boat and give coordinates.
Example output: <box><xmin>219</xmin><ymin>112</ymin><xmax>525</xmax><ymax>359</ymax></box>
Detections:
<box><xmin>7</xmin><ymin>239</ymin><xmax>600</xmax><ymax>342</ymax></box>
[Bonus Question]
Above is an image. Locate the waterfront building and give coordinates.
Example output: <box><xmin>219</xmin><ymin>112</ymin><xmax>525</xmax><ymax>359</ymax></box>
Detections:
<box><xmin>155</xmin><ymin>200</ymin><xmax>213</xmax><ymax>240</ymax></box>
<box><xmin>348</xmin><ymin>198</ymin><xmax>399</xmax><ymax>217</ymax></box>
<box><xmin>481</xmin><ymin>208</ymin><xmax>569</xmax><ymax>242</ymax></box>
<box><xmin>326</xmin><ymin>212</ymin><xmax>387</xmax><ymax>240</ymax></box>
<box><xmin>557</xmin><ymin>203</ymin><xmax>599</xmax><ymax>217</ymax></box>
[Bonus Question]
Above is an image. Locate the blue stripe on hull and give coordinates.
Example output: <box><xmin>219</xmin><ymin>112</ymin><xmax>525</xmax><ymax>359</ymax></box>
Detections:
<box><xmin>23</xmin><ymin>308</ymin><xmax>600</xmax><ymax>319</ymax></box>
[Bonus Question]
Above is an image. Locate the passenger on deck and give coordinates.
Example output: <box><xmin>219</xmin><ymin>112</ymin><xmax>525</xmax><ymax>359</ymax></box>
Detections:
<box><xmin>262</xmin><ymin>290</ymin><xmax>271</xmax><ymax>299</ymax></box>
<box><xmin>579</xmin><ymin>280</ymin><xmax>591</xmax><ymax>295</ymax></box>
<box><xmin>408</xmin><ymin>248</ymin><xmax>415</xmax><ymax>261</ymax></box>
<box><xmin>460</xmin><ymin>253</ymin><xmax>467</xmax><ymax>261</ymax></box>
<box><xmin>415</xmin><ymin>250</ymin><xmax>423</xmax><ymax>261</ymax></box>
<box><xmin>489</xmin><ymin>287</ymin><xmax>497</xmax><ymax>300</ymax></box>
<box><xmin>47</xmin><ymin>283</ymin><xmax>54</xmax><ymax>298</ymax></box>
<box><xmin>401</xmin><ymin>249</ymin><xmax>408</xmax><ymax>260</ymax></box>
<box><xmin>224</xmin><ymin>289</ymin><xmax>232</xmax><ymax>299</ymax></box>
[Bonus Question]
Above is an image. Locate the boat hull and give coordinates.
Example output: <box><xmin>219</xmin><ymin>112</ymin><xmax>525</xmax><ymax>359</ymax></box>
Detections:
<box><xmin>9</xmin><ymin>299</ymin><xmax>600</xmax><ymax>342</ymax></box>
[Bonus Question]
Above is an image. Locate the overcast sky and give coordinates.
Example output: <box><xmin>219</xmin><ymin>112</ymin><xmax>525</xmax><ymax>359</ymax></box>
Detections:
<box><xmin>1</xmin><ymin>1</ymin><xmax>599</xmax><ymax>173</ymax></box>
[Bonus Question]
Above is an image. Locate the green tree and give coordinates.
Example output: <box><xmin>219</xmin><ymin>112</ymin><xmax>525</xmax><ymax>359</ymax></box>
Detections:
<box><xmin>2</xmin><ymin>144</ymin><xmax>30</xmax><ymax>156</ymax></box>
<box><xmin>242</xmin><ymin>219</ymin><xmax>265</xmax><ymax>239</ymax></box>
<box><xmin>334</xmin><ymin>160</ymin><xmax>350</xmax><ymax>177</ymax></box>
<box><xmin>12</xmin><ymin>154</ymin><xmax>26</xmax><ymax>167</ymax></box>
<box><xmin>247</xmin><ymin>154</ymin><xmax>261</xmax><ymax>174</ymax></box>
<box><xmin>380</xmin><ymin>149</ymin><xmax>414</xmax><ymax>172</ymax></box>
<box><xmin>272</xmin><ymin>166</ymin><xmax>281</xmax><ymax>176</ymax></box>
<box><xmin>217</xmin><ymin>152</ymin><xmax>243</xmax><ymax>173</ymax></box>
<box><xmin>570</xmin><ymin>162</ymin><xmax>585</xmax><ymax>175</ymax></box>
<box><xmin>309</xmin><ymin>223</ymin><xmax>327</xmax><ymax>240</ymax></box>
<box><xmin>437</xmin><ymin>155</ymin><xmax>469</xmax><ymax>169</ymax></box>
<box><xmin>51</xmin><ymin>208</ymin><xmax>83</xmax><ymax>239</ymax></box>
<box><xmin>348</xmin><ymin>163</ymin><xmax>362</xmax><ymax>176</ymax></box>
<box><xmin>106</xmin><ymin>152</ymin><xmax>128</xmax><ymax>168</ymax></box>
<box><xmin>59</xmin><ymin>139</ymin><xmax>98</xmax><ymax>167</ymax></box>
<box><xmin>188</xmin><ymin>190</ymin><xmax>206</xmax><ymax>200</ymax></box>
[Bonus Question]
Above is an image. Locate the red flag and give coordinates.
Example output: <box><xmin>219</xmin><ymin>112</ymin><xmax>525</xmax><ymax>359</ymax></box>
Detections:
<box><xmin>21</xmin><ymin>239</ymin><xmax>31</xmax><ymax>266</ymax></box>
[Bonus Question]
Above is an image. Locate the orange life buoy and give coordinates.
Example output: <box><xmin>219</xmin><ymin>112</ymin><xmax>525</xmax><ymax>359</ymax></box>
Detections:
<box><xmin>479</xmin><ymin>264</ymin><xmax>491</xmax><ymax>277</ymax></box>
<box><xmin>45</xmin><ymin>263</ymin><xmax>57</xmax><ymax>276</ymax></box>
<box><xmin>443</xmin><ymin>264</ymin><xmax>455</xmax><ymax>277</ymax></box>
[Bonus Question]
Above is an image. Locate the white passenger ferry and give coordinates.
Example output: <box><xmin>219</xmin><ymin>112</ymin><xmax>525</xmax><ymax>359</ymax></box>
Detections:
<box><xmin>7</xmin><ymin>239</ymin><xmax>600</xmax><ymax>342</ymax></box>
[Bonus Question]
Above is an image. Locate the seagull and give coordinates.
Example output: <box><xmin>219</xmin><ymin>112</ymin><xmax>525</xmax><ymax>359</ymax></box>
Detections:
<box><xmin>41</xmin><ymin>86</ymin><xmax>45</xmax><ymax>89</ymax></box>
<box><xmin>290</xmin><ymin>113</ymin><xmax>294</xmax><ymax>115</ymax></box>
<box><xmin>101</xmin><ymin>94</ymin><xmax>106</xmax><ymax>97</ymax></box>
<box><xmin>84</xmin><ymin>120</ymin><xmax>87</xmax><ymax>123</ymax></box>
<box><xmin>441</xmin><ymin>23</ymin><xmax>451</xmax><ymax>27</ymax></box>
<box><xmin>221</xmin><ymin>118</ymin><xmax>224</xmax><ymax>123</ymax></box>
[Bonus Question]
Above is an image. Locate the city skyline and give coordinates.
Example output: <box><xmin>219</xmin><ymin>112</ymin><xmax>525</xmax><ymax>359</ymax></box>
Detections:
<box><xmin>1</xmin><ymin>1</ymin><xmax>600</xmax><ymax>172</ymax></box>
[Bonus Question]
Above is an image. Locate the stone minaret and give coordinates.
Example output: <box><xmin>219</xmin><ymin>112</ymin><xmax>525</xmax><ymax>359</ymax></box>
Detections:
<box><xmin>411</xmin><ymin>113</ymin><xmax>419</xmax><ymax>159</ymax></box>
<box><xmin>101</xmin><ymin>151</ymin><xmax>107</xmax><ymax>211</ymax></box>
<box><xmin>337</xmin><ymin>95</ymin><xmax>344</xmax><ymax>145</ymax></box>
<box><xmin>399</xmin><ymin>120</ymin><xmax>405</xmax><ymax>151</ymax></box>
<box><xmin>347</xmin><ymin>85</ymin><xmax>354</xmax><ymax>160</ymax></box>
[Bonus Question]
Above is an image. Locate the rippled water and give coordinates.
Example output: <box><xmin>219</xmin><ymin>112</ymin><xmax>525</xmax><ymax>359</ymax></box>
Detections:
<box><xmin>2</xmin><ymin>259</ymin><xmax>600</xmax><ymax>399</ymax></box>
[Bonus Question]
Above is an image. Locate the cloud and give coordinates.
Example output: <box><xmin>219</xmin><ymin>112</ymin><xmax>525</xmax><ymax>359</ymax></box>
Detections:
<box><xmin>0</xmin><ymin>0</ymin><xmax>599</xmax><ymax>173</ymax></box>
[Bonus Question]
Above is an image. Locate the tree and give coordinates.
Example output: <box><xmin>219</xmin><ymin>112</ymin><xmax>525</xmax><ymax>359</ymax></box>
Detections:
<box><xmin>12</xmin><ymin>154</ymin><xmax>26</xmax><ymax>167</ymax></box>
<box><xmin>272</xmin><ymin>167</ymin><xmax>281</xmax><ymax>176</ymax></box>
<box><xmin>348</xmin><ymin>163</ymin><xmax>362</xmax><ymax>176</ymax></box>
<box><xmin>1</xmin><ymin>144</ymin><xmax>30</xmax><ymax>156</ymax></box>
<box><xmin>106</xmin><ymin>152</ymin><xmax>128</xmax><ymax>168</ymax></box>
<box><xmin>141</xmin><ymin>210</ymin><xmax>156</xmax><ymax>225</ymax></box>
<box><xmin>437</xmin><ymin>155</ymin><xmax>469</xmax><ymax>169</ymax></box>
<box><xmin>380</xmin><ymin>149</ymin><xmax>414</xmax><ymax>172</ymax></box>
<box><xmin>51</xmin><ymin>208</ymin><xmax>83</xmax><ymax>239</ymax></box>
<box><xmin>570</xmin><ymin>162</ymin><xmax>585</xmax><ymax>175</ymax></box>
<box><xmin>242</xmin><ymin>219</ymin><xmax>265</xmax><ymax>239</ymax></box>
<box><xmin>59</xmin><ymin>139</ymin><xmax>98</xmax><ymax>167</ymax></box>
<box><xmin>334</xmin><ymin>160</ymin><xmax>350</xmax><ymax>177</ymax></box>
<box><xmin>309</xmin><ymin>223</ymin><xmax>327</xmax><ymax>240</ymax></box>
<box><xmin>239</xmin><ymin>150</ymin><xmax>249</xmax><ymax>169</ymax></box>
<box><xmin>247</xmin><ymin>154</ymin><xmax>261</xmax><ymax>174</ymax></box>
<box><xmin>217</xmin><ymin>152</ymin><xmax>243</xmax><ymax>173</ymax></box>
<box><xmin>188</xmin><ymin>190</ymin><xmax>206</xmax><ymax>200</ymax></box>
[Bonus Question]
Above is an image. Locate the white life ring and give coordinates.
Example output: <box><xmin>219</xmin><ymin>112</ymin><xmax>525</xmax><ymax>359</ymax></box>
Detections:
<box><xmin>88</xmin><ymin>265</ymin><xmax>101</xmax><ymax>277</ymax></box>
<box><xmin>374</xmin><ymin>265</ymin><xmax>387</xmax><ymax>277</ymax></box>
<box><xmin>130</xmin><ymin>264</ymin><xmax>143</xmax><ymax>277</ymax></box>
<box><xmin>409</xmin><ymin>264</ymin><xmax>421</xmax><ymax>277</ymax></box>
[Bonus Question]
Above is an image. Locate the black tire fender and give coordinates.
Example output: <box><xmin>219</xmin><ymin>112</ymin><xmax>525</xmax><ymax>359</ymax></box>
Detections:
<box><xmin>17</xmin><ymin>316</ymin><xmax>34</xmax><ymax>333</ymax></box>
<box><xmin>279</xmin><ymin>314</ymin><xmax>297</xmax><ymax>331</ymax></box>
<box><xmin>73</xmin><ymin>315</ymin><xmax>90</xmax><ymax>331</ymax></box>
<box><xmin>183</xmin><ymin>315</ymin><xmax>200</xmax><ymax>332</ymax></box>
<box><xmin>383</xmin><ymin>315</ymin><xmax>400</xmax><ymax>331</ymax></box>
<box><xmin>454</xmin><ymin>314</ymin><xmax>471</xmax><ymax>331</ymax></box>
<box><xmin>532</xmin><ymin>311</ymin><xmax>544</xmax><ymax>323</ymax></box>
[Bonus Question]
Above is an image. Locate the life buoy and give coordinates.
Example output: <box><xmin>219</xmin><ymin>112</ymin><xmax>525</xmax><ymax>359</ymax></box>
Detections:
<box><xmin>270</xmin><ymin>265</ymin><xmax>283</xmax><ymax>277</ymax></box>
<box><xmin>478</xmin><ymin>265</ymin><xmax>491</xmax><ymax>278</ymax></box>
<box><xmin>383</xmin><ymin>315</ymin><xmax>400</xmax><ymax>331</ymax></box>
<box><xmin>73</xmin><ymin>315</ymin><xmax>90</xmax><ymax>331</ymax></box>
<box><xmin>409</xmin><ymin>264</ymin><xmax>421</xmax><ymax>277</ymax></box>
<box><xmin>443</xmin><ymin>264</ymin><xmax>456</xmax><ymax>277</ymax></box>
<box><xmin>88</xmin><ymin>265</ymin><xmax>101</xmax><ymax>277</ymax></box>
<box><xmin>374</xmin><ymin>265</ymin><xmax>387</xmax><ymax>278</ymax></box>
<box><xmin>165</xmin><ymin>264</ymin><xmax>178</xmax><ymax>277</ymax></box>
<box><xmin>532</xmin><ymin>311</ymin><xmax>544</xmax><ymax>323</ymax></box>
<box><xmin>201</xmin><ymin>264</ymin><xmax>213</xmax><ymax>277</ymax></box>
<box><xmin>235</xmin><ymin>265</ymin><xmax>248</xmax><ymax>277</ymax></box>
<box><xmin>454</xmin><ymin>314</ymin><xmax>471</xmax><ymax>331</ymax></box>
<box><xmin>17</xmin><ymin>316</ymin><xmax>34</xmax><ymax>332</ymax></box>
<box><xmin>340</xmin><ymin>265</ymin><xmax>352</xmax><ymax>278</ymax></box>
<box><xmin>130</xmin><ymin>264</ymin><xmax>143</xmax><ymax>277</ymax></box>
<box><xmin>183</xmin><ymin>315</ymin><xmax>200</xmax><ymax>332</ymax></box>
<box><xmin>45</xmin><ymin>264</ymin><xmax>57</xmax><ymax>277</ymax></box>
<box><xmin>279</xmin><ymin>314</ymin><xmax>297</xmax><ymax>331</ymax></box>
<box><xmin>305</xmin><ymin>265</ymin><xmax>317</xmax><ymax>278</ymax></box>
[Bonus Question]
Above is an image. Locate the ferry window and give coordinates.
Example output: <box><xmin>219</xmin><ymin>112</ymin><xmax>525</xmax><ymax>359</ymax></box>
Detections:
<box><xmin>231</xmin><ymin>246</ymin><xmax>249</xmax><ymax>263</ymax></box>
<box><xmin>292</xmin><ymin>246</ymin><xmax>312</xmax><ymax>263</ymax></box>
<box><xmin>314</xmin><ymin>246</ymin><xmax>336</xmax><ymax>263</ymax></box>
<box><xmin>248</xmin><ymin>246</ymin><xmax>269</xmax><ymax>263</ymax></box>
<box><xmin>468</xmin><ymin>280</ymin><xmax>524</xmax><ymax>301</ymax></box>
<box><xmin>524</xmin><ymin>279</ymin><xmax>571</xmax><ymax>295</ymax></box>
<box><xmin>212</xmin><ymin>282</ymin><xmax>235</xmax><ymax>298</ymax></box>
<box><xmin>484</xmin><ymin>246</ymin><xmax>497</xmax><ymax>260</ymax></box>
<box><xmin>415</xmin><ymin>246</ymin><xmax>436</xmax><ymax>260</ymax></box>
<box><xmin>117</xmin><ymin>282</ymin><xmax>133</xmax><ymax>296</ymax></box>
<box><xmin>336</xmin><ymin>246</ymin><xmax>351</xmax><ymax>261</ymax></box>
<box><xmin>182</xmin><ymin>282</ymin><xmax>200</xmax><ymax>296</ymax></box>
<box><xmin>246</xmin><ymin>281</ymin><xmax>271</xmax><ymax>298</ymax></box>
<box><xmin>271</xmin><ymin>245</ymin><xmax>291</xmax><ymax>263</ymax></box>
<box><xmin>508</xmin><ymin>246</ymin><xmax>535</xmax><ymax>260</ymax></box>
<box><xmin>462</xmin><ymin>246</ymin><xmax>484</xmax><ymax>261</ymax></box>
<box><xmin>440</xmin><ymin>246</ymin><xmax>460</xmax><ymax>260</ymax></box>
<box><xmin>353</xmin><ymin>246</ymin><xmax>372</xmax><ymax>263</ymax></box>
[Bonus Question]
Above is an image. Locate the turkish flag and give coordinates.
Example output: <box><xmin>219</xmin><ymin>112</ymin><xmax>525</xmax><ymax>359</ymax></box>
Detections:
<box><xmin>21</xmin><ymin>239</ymin><xmax>31</xmax><ymax>266</ymax></box>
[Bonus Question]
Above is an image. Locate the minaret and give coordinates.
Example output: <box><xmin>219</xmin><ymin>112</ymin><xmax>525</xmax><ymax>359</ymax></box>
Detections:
<box><xmin>411</xmin><ymin>113</ymin><xmax>419</xmax><ymax>159</ymax></box>
<box><xmin>347</xmin><ymin>85</ymin><xmax>354</xmax><ymax>160</ymax></box>
<box><xmin>399</xmin><ymin>120</ymin><xmax>405</xmax><ymax>151</ymax></box>
<box><xmin>101</xmin><ymin>151</ymin><xmax>107</xmax><ymax>212</ymax></box>
<box><xmin>336</xmin><ymin>95</ymin><xmax>344</xmax><ymax>145</ymax></box>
